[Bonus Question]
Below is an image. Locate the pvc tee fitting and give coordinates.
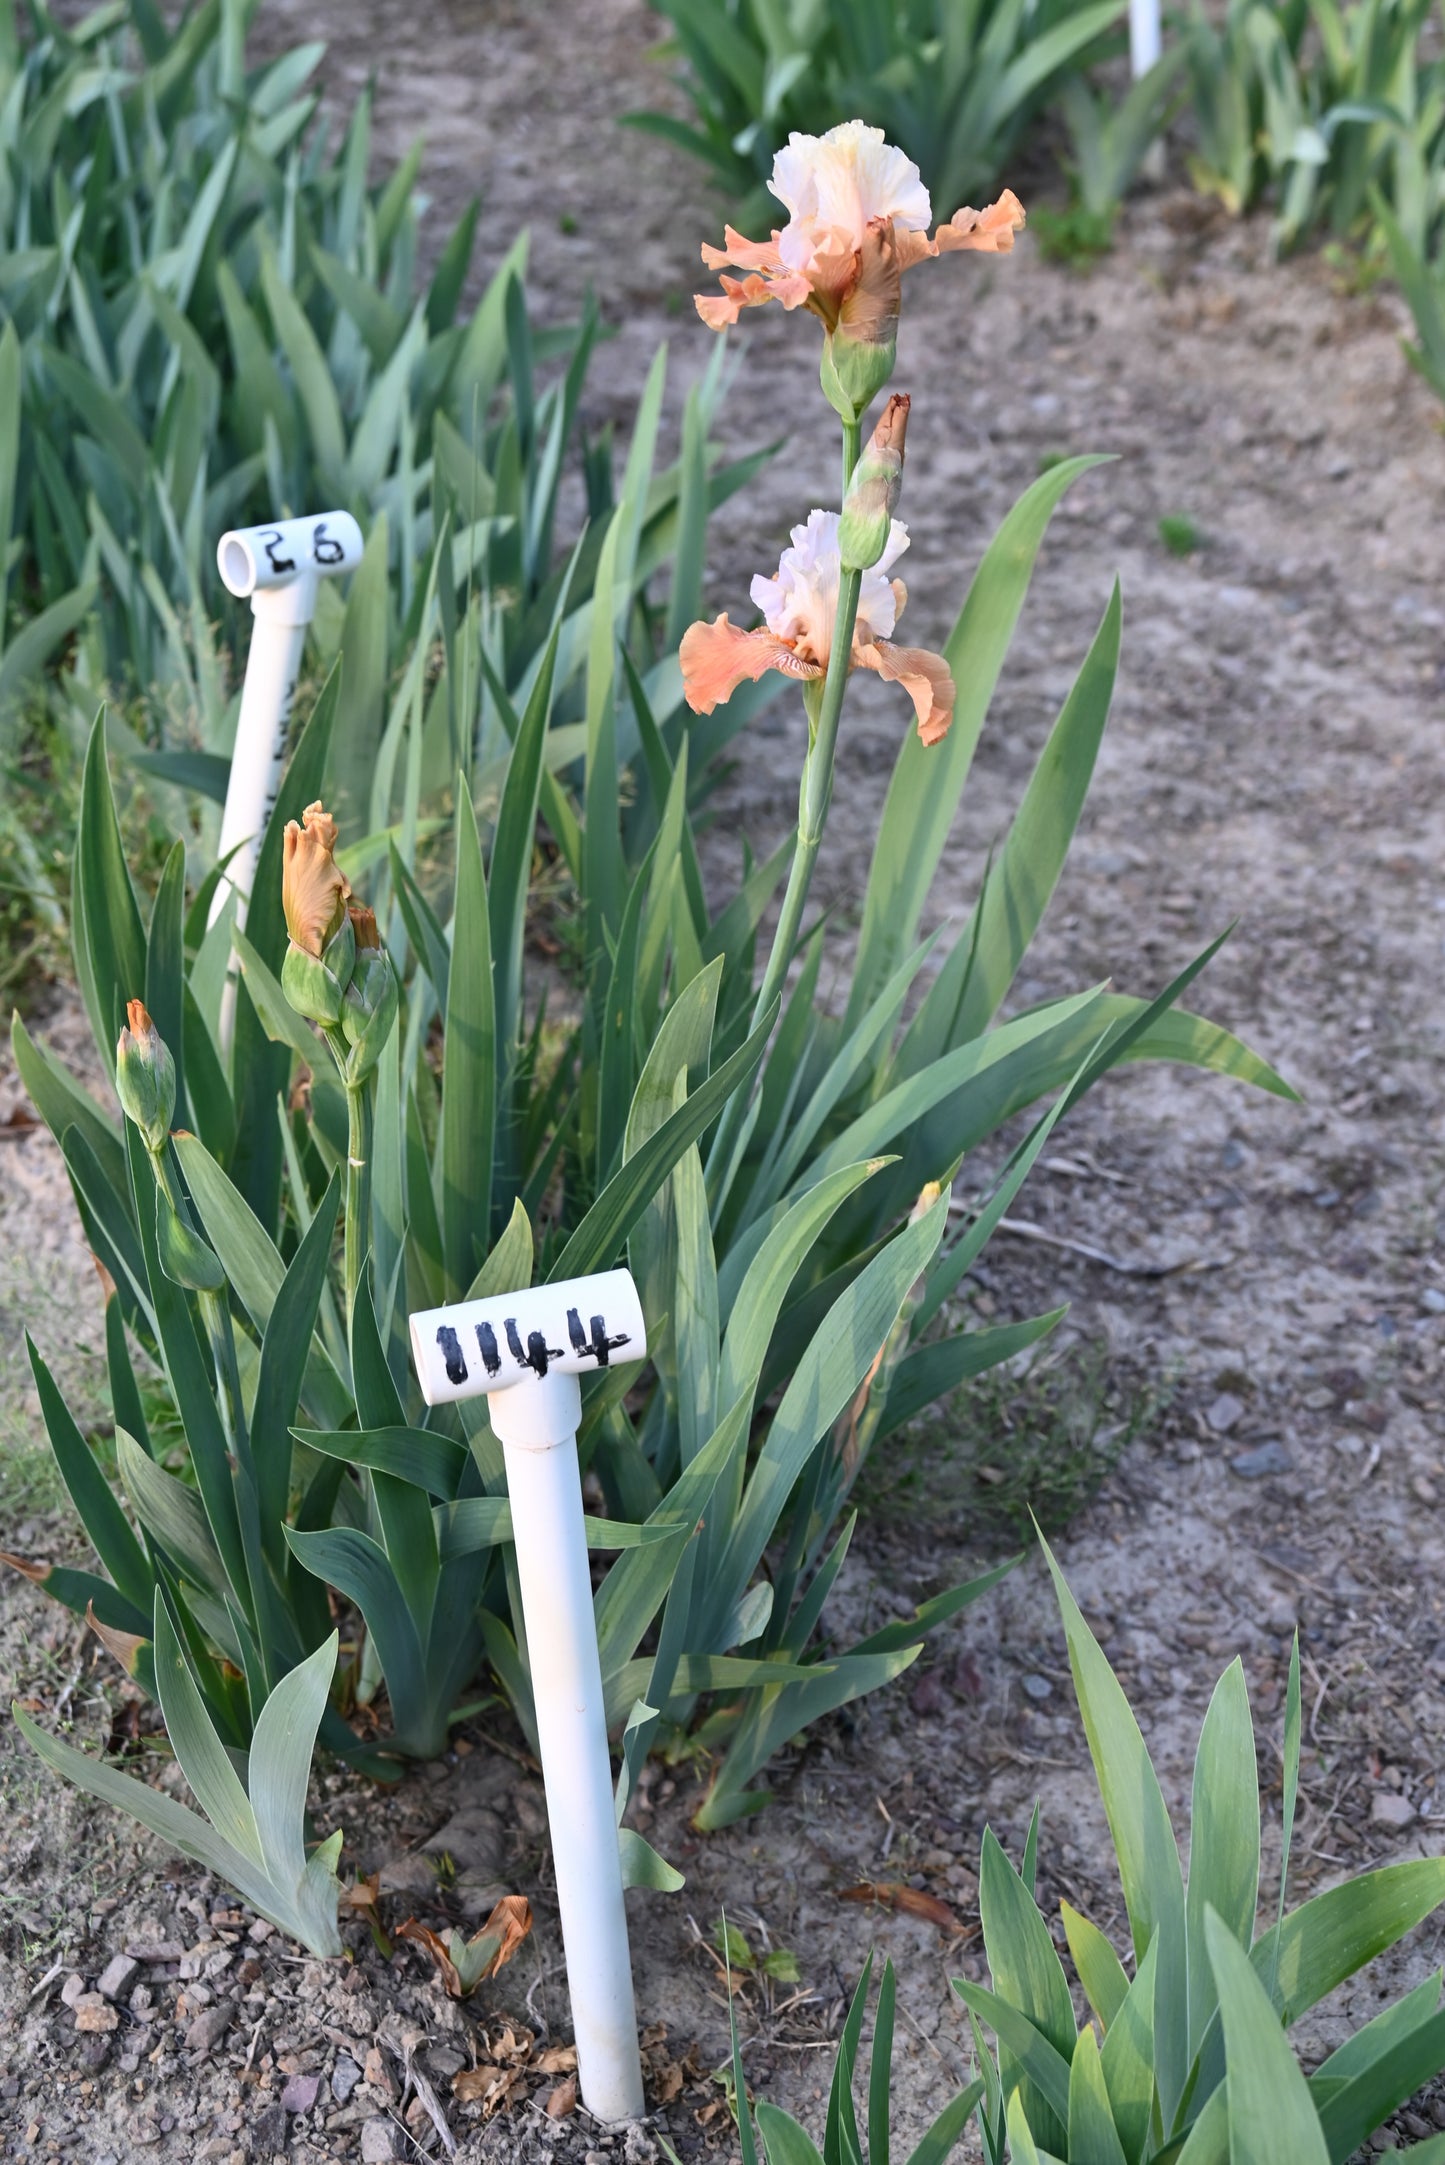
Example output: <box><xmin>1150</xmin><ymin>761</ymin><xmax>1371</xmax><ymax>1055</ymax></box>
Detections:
<box><xmin>409</xmin><ymin>1269</ymin><xmax>646</xmax><ymax>1412</ymax></box>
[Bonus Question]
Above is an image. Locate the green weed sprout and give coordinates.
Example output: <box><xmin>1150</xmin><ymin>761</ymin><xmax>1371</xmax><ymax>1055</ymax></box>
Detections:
<box><xmin>15</xmin><ymin>1607</ymin><xmax>344</xmax><ymax>1959</ymax></box>
<box><xmin>962</xmin><ymin>1537</ymin><xmax>1445</xmax><ymax>2162</ymax></box>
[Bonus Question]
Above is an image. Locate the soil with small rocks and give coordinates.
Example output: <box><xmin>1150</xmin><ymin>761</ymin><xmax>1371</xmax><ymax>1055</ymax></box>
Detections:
<box><xmin>5</xmin><ymin>2</ymin><xmax>1445</xmax><ymax>2161</ymax></box>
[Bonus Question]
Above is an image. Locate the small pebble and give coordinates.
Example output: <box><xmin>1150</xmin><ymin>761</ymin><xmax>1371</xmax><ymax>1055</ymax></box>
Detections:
<box><xmin>331</xmin><ymin>2057</ymin><xmax>363</xmax><ymax>2105</ymax></box>
<box><xmin>73</xmin><ymin>1994</ymin><xmax>119</xmax><ymax>2034</ymax></box>
<box><xmin>1372</xmin><ymin>1792</ymin><xmax>1417</xmax><ymax>1829</ymax></box>
<box><xmin>1230</xmin><ymin>1441</ymin><xmax>1293</xmax><ymax>1479</ymax></box>
<box><xmin>1022</xmin><ymin>1673</ymin><xmax>1054</xmax><ymax>1702</ymax></box>
<box><xmin>96</xmin><ymin>1954</ymin><xmax>141</xmax><ymax>2001</ymax></box>
<box><xmin>185</xmin><ymin>2001</ymin><xmax>235</xmax><ymax>2055</ymax></box>
<box><xmin>250</xmin><ymin>2103</ymin><xmax>287</xmax><ymax>2152</ymax></box>
<box><xmin>281</xmin><ymin>2072</ymin><xmax>322</xmax><ymax>2115</ymax></box>
<box><xmin>360</xmin><ymin>2119</ymin><xmax>404</xmax><ymax>2163</ymax></box>
<box><xmin>60</xmin><ymin>1974</ymin><xmax>87</xmax><ymax>2009</ymax></box>
<box><xmin>364</xmin><ymin>2045</ymin><xmax>398</xmax><ymax>2102</ymax></box>
<box><xmin>1421</xmin><ymin>1288</ymin><xmax>1445</xmax><ymax>1315</ymax></box>
<box><xmin>1206</xmin><ymin>1392</ymin><xmax>1246</xmax><ymax>1433</ymax></box>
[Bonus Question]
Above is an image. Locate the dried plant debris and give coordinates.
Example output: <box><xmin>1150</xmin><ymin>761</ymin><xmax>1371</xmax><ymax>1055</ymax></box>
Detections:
<box><xmin>397</xmin><ymin>1896</ymin><xmax>532</xmax><ymax>1997</ymax></box>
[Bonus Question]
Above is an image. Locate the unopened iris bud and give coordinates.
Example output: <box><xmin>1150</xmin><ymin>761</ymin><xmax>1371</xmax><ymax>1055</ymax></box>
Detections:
<box><xmin>116</xmin><ymin>1000</ymin><xmax>176</xmax><ymax>1152</ymax></box>
<box><xmin>280</xmin><ymin>800</ymin><xmax>355</xmax><ymax>1027</ymax></box>
<box><xmin>821</xmin><ymin>217</ymin><xmax>900</xmax><ymax>423</ymax></box>
<box><xmin>340</xmin><ymin>908</ymin><xmax>399</xmax><ymax>1082</ymax></box>
<box><xmin>839</xmin><ymin>394</ymin><xmax>910</xmax><ymax>571</ymax></box>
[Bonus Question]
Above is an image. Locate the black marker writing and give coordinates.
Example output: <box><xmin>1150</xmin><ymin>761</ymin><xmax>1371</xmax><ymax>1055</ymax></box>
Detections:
<box><xmin>261</xmin><ymin>527</ymin><xmax>295</xmax><ymax>576</ymax></box>
<box><xmin>436</xmin><ymin>1325</ymin><xmax>468</xmax><ymax>1386</ymax></box>
<box><xmin>504</xmin><ymin>1317</ymin><xmax>565</xmax><ymax>1377</ymax></box>
<box><xmin>526</xmin><ymin>1329</ymin><xmax>558</xmax><ymax>1375</ymax></box>
<box><xmin>566</xmin><ymin>1306</ymin><xmax>631</xmax><ymax>1368</ymax></box>
<box><xmin>313</xmin><ymin>520</ymin><xmax>345</xmax><ymax>566</ymax></box>
<box><xmin>590</xmin><ymin>1314</ymin><xmax>630</xmax><ymax>1365</ymax></box>
<box><xmin>475</xmin><ymin>1320</ymin><xmax>502</xmax><ymax>1377</ymax></box>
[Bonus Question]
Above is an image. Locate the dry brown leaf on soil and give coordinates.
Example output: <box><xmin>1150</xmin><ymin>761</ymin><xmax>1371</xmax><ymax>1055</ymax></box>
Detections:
<box><xmin>338</xmin><ymin>1872</ymin><xmax>382</xmax><ymax>1913</ymax></box>
<box><xmin>452</xmin><ymin>2063</ymin><xmax>529</xmax><ymax>2116</ymax></box>
<box><xmin>532</xmin><ymin>2045</ymin><xmax>577</xmax><ymax>2075</ymax></box>
<box><xmin>837</xmin><ymin>1881</ymin><xmax>966</xmax><ymax>1933</ymax></box>
<box><xmin>469</xmin><ymin>2022</ymin><xmax>535</xmax><ymax>2069</ymax></box>
<box><xmin>544</xmin><ymin>2077</ymin><xmax>578</xmax><ymax>2119</ymax></box>
<box><xmin>651</xmin><ymin>2060</ymin><xmax>685</xmax><ymax>2104</ymax></box>
<box><xmin>638</xmin><ymin>2019</ymin><xmax>709</xmax><ymax>2106</ymax></box>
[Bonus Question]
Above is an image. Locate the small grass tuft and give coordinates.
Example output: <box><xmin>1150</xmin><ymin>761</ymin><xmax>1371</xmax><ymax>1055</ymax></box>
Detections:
<box><xmin>1031</xmin><ymin>198</ymin><xmax>1117</xmax><ymax>267</ymax></box>
<box><xmin>1159</xmin><ymin>514</ymin><xmax>1204</xmax><ymax>557</ymax></box>
<box><xmin>864</xmin><ymin>1341</ymin><xmax>1169</xmax><ymax>1546</ymax></box>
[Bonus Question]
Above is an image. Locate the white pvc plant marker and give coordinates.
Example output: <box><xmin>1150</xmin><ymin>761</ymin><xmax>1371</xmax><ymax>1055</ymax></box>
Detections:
<box><xmin>210</xmin><ymin>511</ymin><xmax>365</xmax><ymax>1052</ymax></box>
<box><xmin>410</xmin><ymin>1268</ymin><xmax>648</xmax><ymax>2125</ymax></box>
<box><xmin>1129</xmin><ymin>0</ymin><xmax>1161</xmax><ymax>73</ymax></box>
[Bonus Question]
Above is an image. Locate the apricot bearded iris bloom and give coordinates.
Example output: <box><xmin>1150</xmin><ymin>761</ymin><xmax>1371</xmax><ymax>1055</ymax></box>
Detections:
<box><xmin>282</xmin><ymin>800</ymin><xmax>351</xmax><ymax>958</ymax></box>
<box><xmin>696</xmin><ymin>119</ymin><xmax>1024</xmax><ymax>332</ymax></box>
<box><xmin>679</xmin><ymin>510</ymin><xmax>955</xmax><ymax>746</ymax></box>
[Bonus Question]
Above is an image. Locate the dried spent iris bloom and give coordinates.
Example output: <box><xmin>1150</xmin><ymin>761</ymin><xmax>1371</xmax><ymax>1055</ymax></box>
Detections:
<box><xmin>680</xmin><ymin>504</ymin><xmax>954</xmax><ymax>745</ymax></box>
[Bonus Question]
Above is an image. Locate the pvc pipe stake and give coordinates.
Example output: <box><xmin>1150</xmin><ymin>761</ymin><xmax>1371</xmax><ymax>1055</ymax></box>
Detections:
<box><xmin>1129</xmin><ymin>0</ymin><xmax>1161</xmax><ymax>75</ymax></box>
<box><xmin>211</xmin><ymin>512</ymin><xmax>365</xmax><ymax>1053</ymax></box>
<box><xmin>410</xmin><ymin>1269</ymin><xmax>648</xmax><ymax>2125</ymax></box>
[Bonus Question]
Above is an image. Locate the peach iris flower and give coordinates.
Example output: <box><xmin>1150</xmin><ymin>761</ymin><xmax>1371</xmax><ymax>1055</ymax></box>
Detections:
<box><xmin>282</xmin><ymin>800</ymin><xmax>351</xmax><ymax>957</ymax></box>
<box><xmin>697</xmin><ymin>119</ymin><xmax>1025</xmax><ymax>331</ymax></box>
<box><xmin>680</xmin><ymin>510</ymin><xmax>955</xmax><ymax>746</ymax></box>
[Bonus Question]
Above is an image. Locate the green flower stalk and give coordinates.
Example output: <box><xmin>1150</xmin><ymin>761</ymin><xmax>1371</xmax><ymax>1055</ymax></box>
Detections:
<box><xmin>280</xmin><ymin>803</ymin><xmax>398</xmax><ymax>1336</ymax></box>
<box><xmin>114</xmin><ymin>1001</ymin><xmax>268</xmax><ymax>1661</ymax></box>
<box><xmin>332</xmin><ymin>906</ymin><xmax>397</xmax><ymax>1325</ymax></box>
<box><xmin>682</xmin><ymin>395</ymin><xmax>953</xmax><ymax>1194</ymax></box>
<box><xmin>687</xmin><ymin>125</ymin><xmax>1023</xmax><ymax>1196</ymax></box>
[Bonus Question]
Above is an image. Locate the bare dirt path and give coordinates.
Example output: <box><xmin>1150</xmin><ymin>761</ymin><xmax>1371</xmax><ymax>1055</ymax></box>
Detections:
<box><xmin>3</xmin><ymin>4</ymin><xmax>1445</xmax><ymax>2160</ymax></box>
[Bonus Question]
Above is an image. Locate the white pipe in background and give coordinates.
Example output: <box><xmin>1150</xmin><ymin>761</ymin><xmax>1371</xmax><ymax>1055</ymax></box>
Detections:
<box><xmin>211</xmin><ymin>512</ymin><xmax>365</xmax><ymax>1052</ymax></box>
<box><xmin>1129</xmin><ymin>0</ymin><xmax>1161</xmax><ymax>73</ymax></box>
<box><xmin>409</xmin><ymin>1270</ymin><xmax>648</xmax><ymax>2124</ymax></box>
